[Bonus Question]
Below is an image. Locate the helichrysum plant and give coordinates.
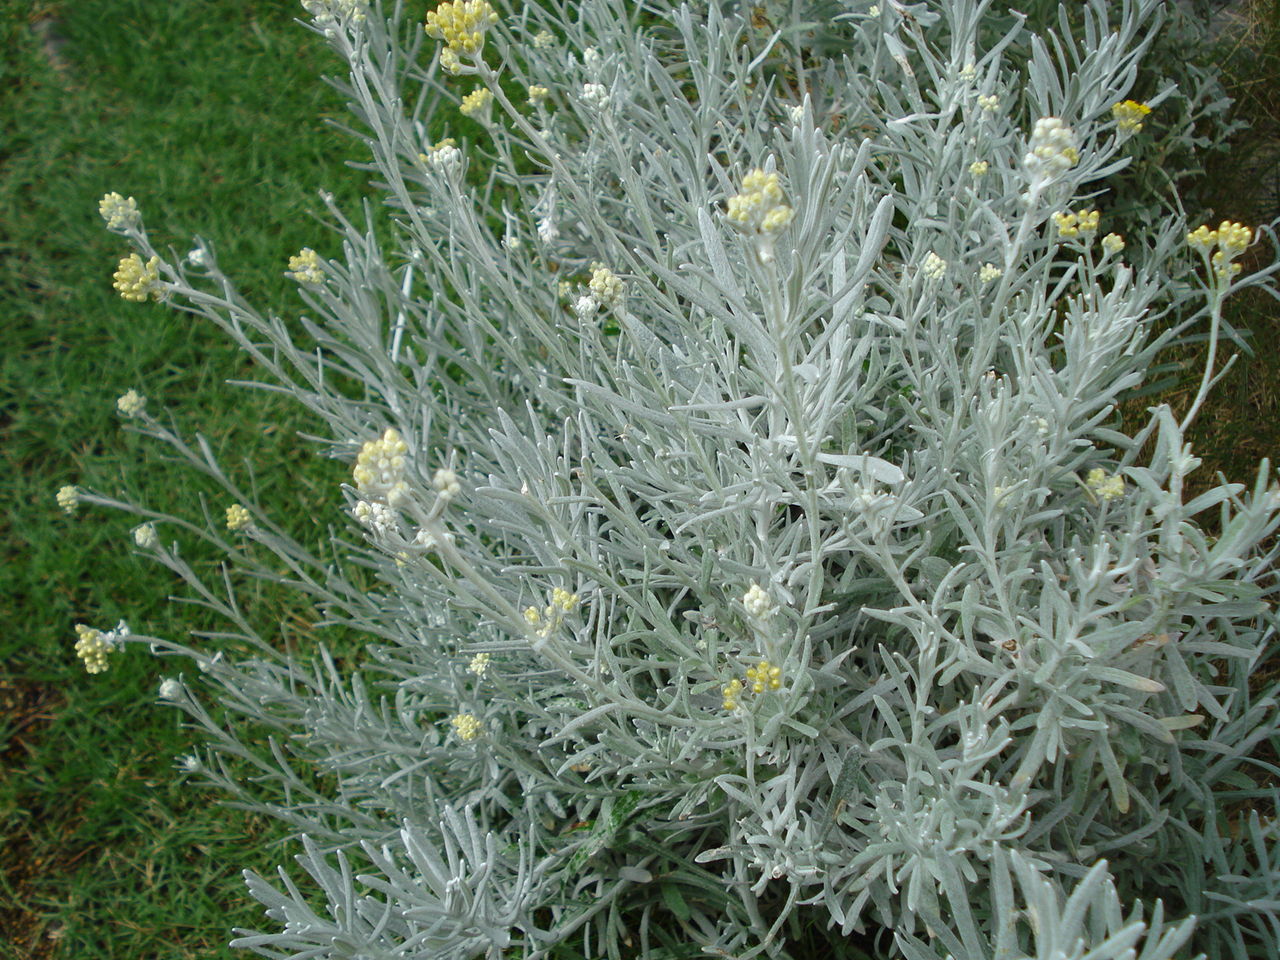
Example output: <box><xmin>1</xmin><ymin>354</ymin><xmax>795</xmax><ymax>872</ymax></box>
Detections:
<box><xmin>70</xmin><ymin>0</ymin><xmax>1280</xmax><ymax>957</ymax></box>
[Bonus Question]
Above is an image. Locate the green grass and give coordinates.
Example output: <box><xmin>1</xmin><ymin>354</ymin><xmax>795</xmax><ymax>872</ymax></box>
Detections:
<box><xmin>1148</xmin><ymin>0</ymin><xmax>1280</xmax><ymax>535</ymax></box>
<box><xmin>0</xmin><ymin>1</ymin><xmax>403</xmax><ymax>956</ymax></box>
<box><xmin>2</xmin><ymin>0</ymin><xmax>1280</xmax><ymax>958</ymax></box>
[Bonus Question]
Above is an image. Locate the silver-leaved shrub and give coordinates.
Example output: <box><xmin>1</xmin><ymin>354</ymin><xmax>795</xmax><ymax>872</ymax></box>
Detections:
<box><xmin>78</xmin><ymin>0</ymin><xmax>1280</xmax><ymax>957</ymax></box>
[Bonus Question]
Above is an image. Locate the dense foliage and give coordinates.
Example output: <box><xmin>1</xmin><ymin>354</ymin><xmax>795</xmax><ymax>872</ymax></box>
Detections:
<box><xmin>74</xmin><ymin>0</ymin><xmax>1280</xmax><ymax>956</ymax></box>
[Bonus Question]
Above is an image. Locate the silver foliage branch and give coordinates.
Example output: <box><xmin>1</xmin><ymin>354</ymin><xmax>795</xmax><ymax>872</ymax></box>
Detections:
<box><xmin>78</xmin><ymin>0</ymin><xmax>1280</xmax><ymax>957</ymax></box>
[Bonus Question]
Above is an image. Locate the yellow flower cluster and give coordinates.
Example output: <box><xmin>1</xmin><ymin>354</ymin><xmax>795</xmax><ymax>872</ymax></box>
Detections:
<box><xmin>450</xmin><ymin>712</ymin><xmax>482</xmax><ymax>741</ymax></box>
<box><xmin>1101</xmin><ymin>233</ymin><xmax>1125</xmax><ymax>255</ymax></box>
<box><xmin>1052</xmin><ymin>209</ymin><xmax>1100</xmax><ymax>239</ymax></box>
<box><xmin>968</xmin><ymin>160</ymin><xmax>989</xmax><ymax>177</ymax></box>
<box><xmin>726</xmin><ymin>169</ymin><xmax>793</xmax><ymax>235</ymax></box>
<box><xmin>979</xmin><ymin>263</ymin><xmax>1002</xmax><ymax>283</ymax></box>
<box><xmin>226</xmin><ymin>503</ymin><xmax>253</xmax><ymax>531</ymax></box>
<box><xmin>439</xmin><ymin>48</ymin><xmax>462</xmax><ymax>73</ymax></box>
<box><xmin>920</xmin><ymin>251</ymin><xmax>947</xmax><ymax>280</ymax></box>
<box><xmin>57</xmin><ymin>484</ymin><xmax>79</xmax><ymax>515</ymax></box>
<box><xmin>99</xmin><ymin>192</ymin><xmax>140</xmax><ymax>230</ymax></box>
<box><xmin>301</xmin><ymin>0</ymin><xmax>367</xmax><ymax>24</ymax></box>
<box><xmin>524</xmin><ymin>587</ymin><xmax>579</xmax><ymax>639</ymax></box>
<box><xmin>1218</xmin><ymin>221</ymin><xmax>1253</xmax><ymax>255</ymax></box>
<box><xmin>1086</xmin><ymin>468</ymin><xmax>1126</xmax><ymax>502</ymax></box>
<box><xmin>74</xmin><ymin>624</ymin><xmax>111</xmax><ymax>674</ymax></box>
<box><xmin>353</xmin><ymin>428</ymin><xmax>410</xmax><ymax>503</ymax></box>
<box><xmin>1112</xmin><ymin>99</ymin><xmax>1152</xmax><ymax>134</ymax></box>
<box><xmin>117</xmin><ymin>389</ymin><xmax>146</xmax><ymax>417</ymax></box>
<box><xmin>587</xmin><ymin>263</ymin><xmax>623</xmax><ymax>308</ymax></box>
<box><xmin>1186</xmin><ymin>225</ymin><xmax>1217</xmax><ymax>253</ymax></box>
<box><xmin>722</xmin><ymin>678</ymin><xmax>743</xmax><ymax>711</ymax></box>
<box><xmin>468</xmin><ymin>652</ymin><xmax>490</xmax><ymax>676</ymax></box>
<box><xmin>527</xmin><ymin>84</ymin><xmax>549</xmax><ymax>105</ymax></box>
<box><xmin>746</xmin><ymin>659</ymin><xmax>782</xmax><ymax>694</ymax></box>
<box><xmin>425</xmin><ymin>0</ymin><xmax>498</xmax><ymax>71</ymax></box>
<box><xmin>113</xmin><ymin>254</ymin><xmax>163</xmax><ymax>302</ymax></box>
<box><xmin>460</xmin><ymin>87</ymin><xmax>493</xmax><ymax>120</ymax></box>
<box><xmin>286</xmin><ymin>248</ymin><xmax>326</xmax><ymax>285</ymax></box>
<box><xmin>1187</xmin><ymin>221</ymin><xmax>1254</xmax><ymax>281</ymax></box>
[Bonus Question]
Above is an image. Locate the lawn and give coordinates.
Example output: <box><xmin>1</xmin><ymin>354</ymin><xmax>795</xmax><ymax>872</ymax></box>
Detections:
<box><xmin>2</xmin><ymin>0</ymin><xmax>1278</xmax><ymax>957</ymax></box>
<box><xmin>1</xmin><ymin>1</ymin><xmax>399</xmax><ymax>956</ymax></box>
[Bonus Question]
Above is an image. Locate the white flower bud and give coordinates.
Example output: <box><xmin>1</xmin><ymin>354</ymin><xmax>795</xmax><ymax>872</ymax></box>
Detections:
<box><xmin>433</xmin><ymin>468</ymin><xmax>461</xmax><ymax>500</ymax></box>
<box><xmin>743</xmin><ymin>583</ymin><xmax>772</xmax><ymax>619</ymax></box>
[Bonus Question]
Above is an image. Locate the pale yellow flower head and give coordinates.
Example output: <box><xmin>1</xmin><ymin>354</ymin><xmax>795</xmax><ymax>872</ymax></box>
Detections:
<box><xmin>439</xmin><ymin>47</ymin><xmax>462</xmax><ymax>74</ymax></box>
<box><xmin>226</xmin><ymin>503</ymin><xmax>254</xmax><ymax>532</ymax></box>
<box><xmin>117</xmin><ymin>389</ymin><xmax>146</xmax><ymax>417</ymax></box>
<box><xmin>1217</xmin><ymin>221</ymin><xmax>1253</xmax><ymax>256</ymax></box>
<box><xmin>353</xmin><ymin>428</ymin><xmax>409</xmax><ymax>500</ymax></box>
<box><xmin>113</xmin><ymin>254</ymin><xmax>163</xmax><ymax>302</ymax></box>
<box><xmin>301</xmin><ymin>0</ymin><xmax>368</xmax><ymax>24</ymax></box>
<box><xmin>588</xmin><ymin>263</ymin><xmax>624</xmax><ymax>308</ymax></box>
<box><xmin>286</xmin><ymin>248</ymin><xmax>326</xmax><ymax>286</ymax></box>
<box><xmin>726</xmin><ymin>169</ymin><xmax>793</xmax><ymax>236</ymax></box>
<box><xmin>524</xmin><ymin>587</ymin><xmax>579</xmax><ymax>639</ymax></box>
<box><xmin>424</xmin><ymin>0</ymin><xmax>498</xmax><ymax>54</ymax></box>
<box><xmin>1053</xmin><ymin>209</ymin><xmax>1098</xmax><ymax>240</ymax></box>
<box><xmin>1187</xmin><ymin>221</ymin><xmax>1254</xmax><ymax>283</ymax></box>
<box><xmin>746</xmin><ymin>659</ymin><xmax>783</xmax><ymax>694</ymax></box>
<box><xmin>99</xmin><ymin>192</ymin><xmax>140</xmax><ymax>231</ymax></box>
<box><xmin>722</xmin><ymin>677</ymin><xmax>743</xmax><ymax>711</ymax></box>
<box><xmin>1053</xmin><ymin>211</ymin><xmax>1078</xmax><ymax>238</ymax></box>
<box><xmin>1086</xmin><ymin>468</ymin><xmax>1125</xmax><ymax>502</ymax></box>
<box><xmin>1101</xmin><ymin>233</ymin><xmax>1125</xmax><ymax>255</ymax></box>
<box><xmin>74</xmin><ymin>624</ymin><xmax>112</xmax><ymax>674</ymax></box>
<box><xmin>450</xmin><ymin>712</ymin><xmax>482</xmax><ymax>741</ymax></box>
<box><xmin>1112</xmin><ymin>99</ymin><xmax>1152</xmax><ymax>134</ymax></box>
<box><xmin>1186</xmin><ymin>225</ymin><xmax>1217</xmax><ymax>253</ymax></box>
<box><xmin>551</xmin><ymin>587</ymin><xmax>578</xmax><ymax>611</ymax></box>
<box><xmin>460</xmin><ymin>87</ymin><xmax>493</xmax><ymax>121</ymax></box>
<box><xmin>1212</xmin><ymin>251</ymin><xmax>1243</xmax><ymax>281</ymax></box>
<box><xmin>57</xmin><ymin>485</ymin><xmax>80</xmax><ymax>515</ymax></box>
<box><xmin>920</xmin><ymin>251</ymin><xmax>947</xmax><ymax>280</ymax></box>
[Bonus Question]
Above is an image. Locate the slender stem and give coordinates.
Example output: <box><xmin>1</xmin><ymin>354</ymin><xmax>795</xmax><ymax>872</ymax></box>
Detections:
<box><xmin>1179</xmin><ymin>284</ymin><xmax>1226</xmax><ymax>435</ymax></box>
